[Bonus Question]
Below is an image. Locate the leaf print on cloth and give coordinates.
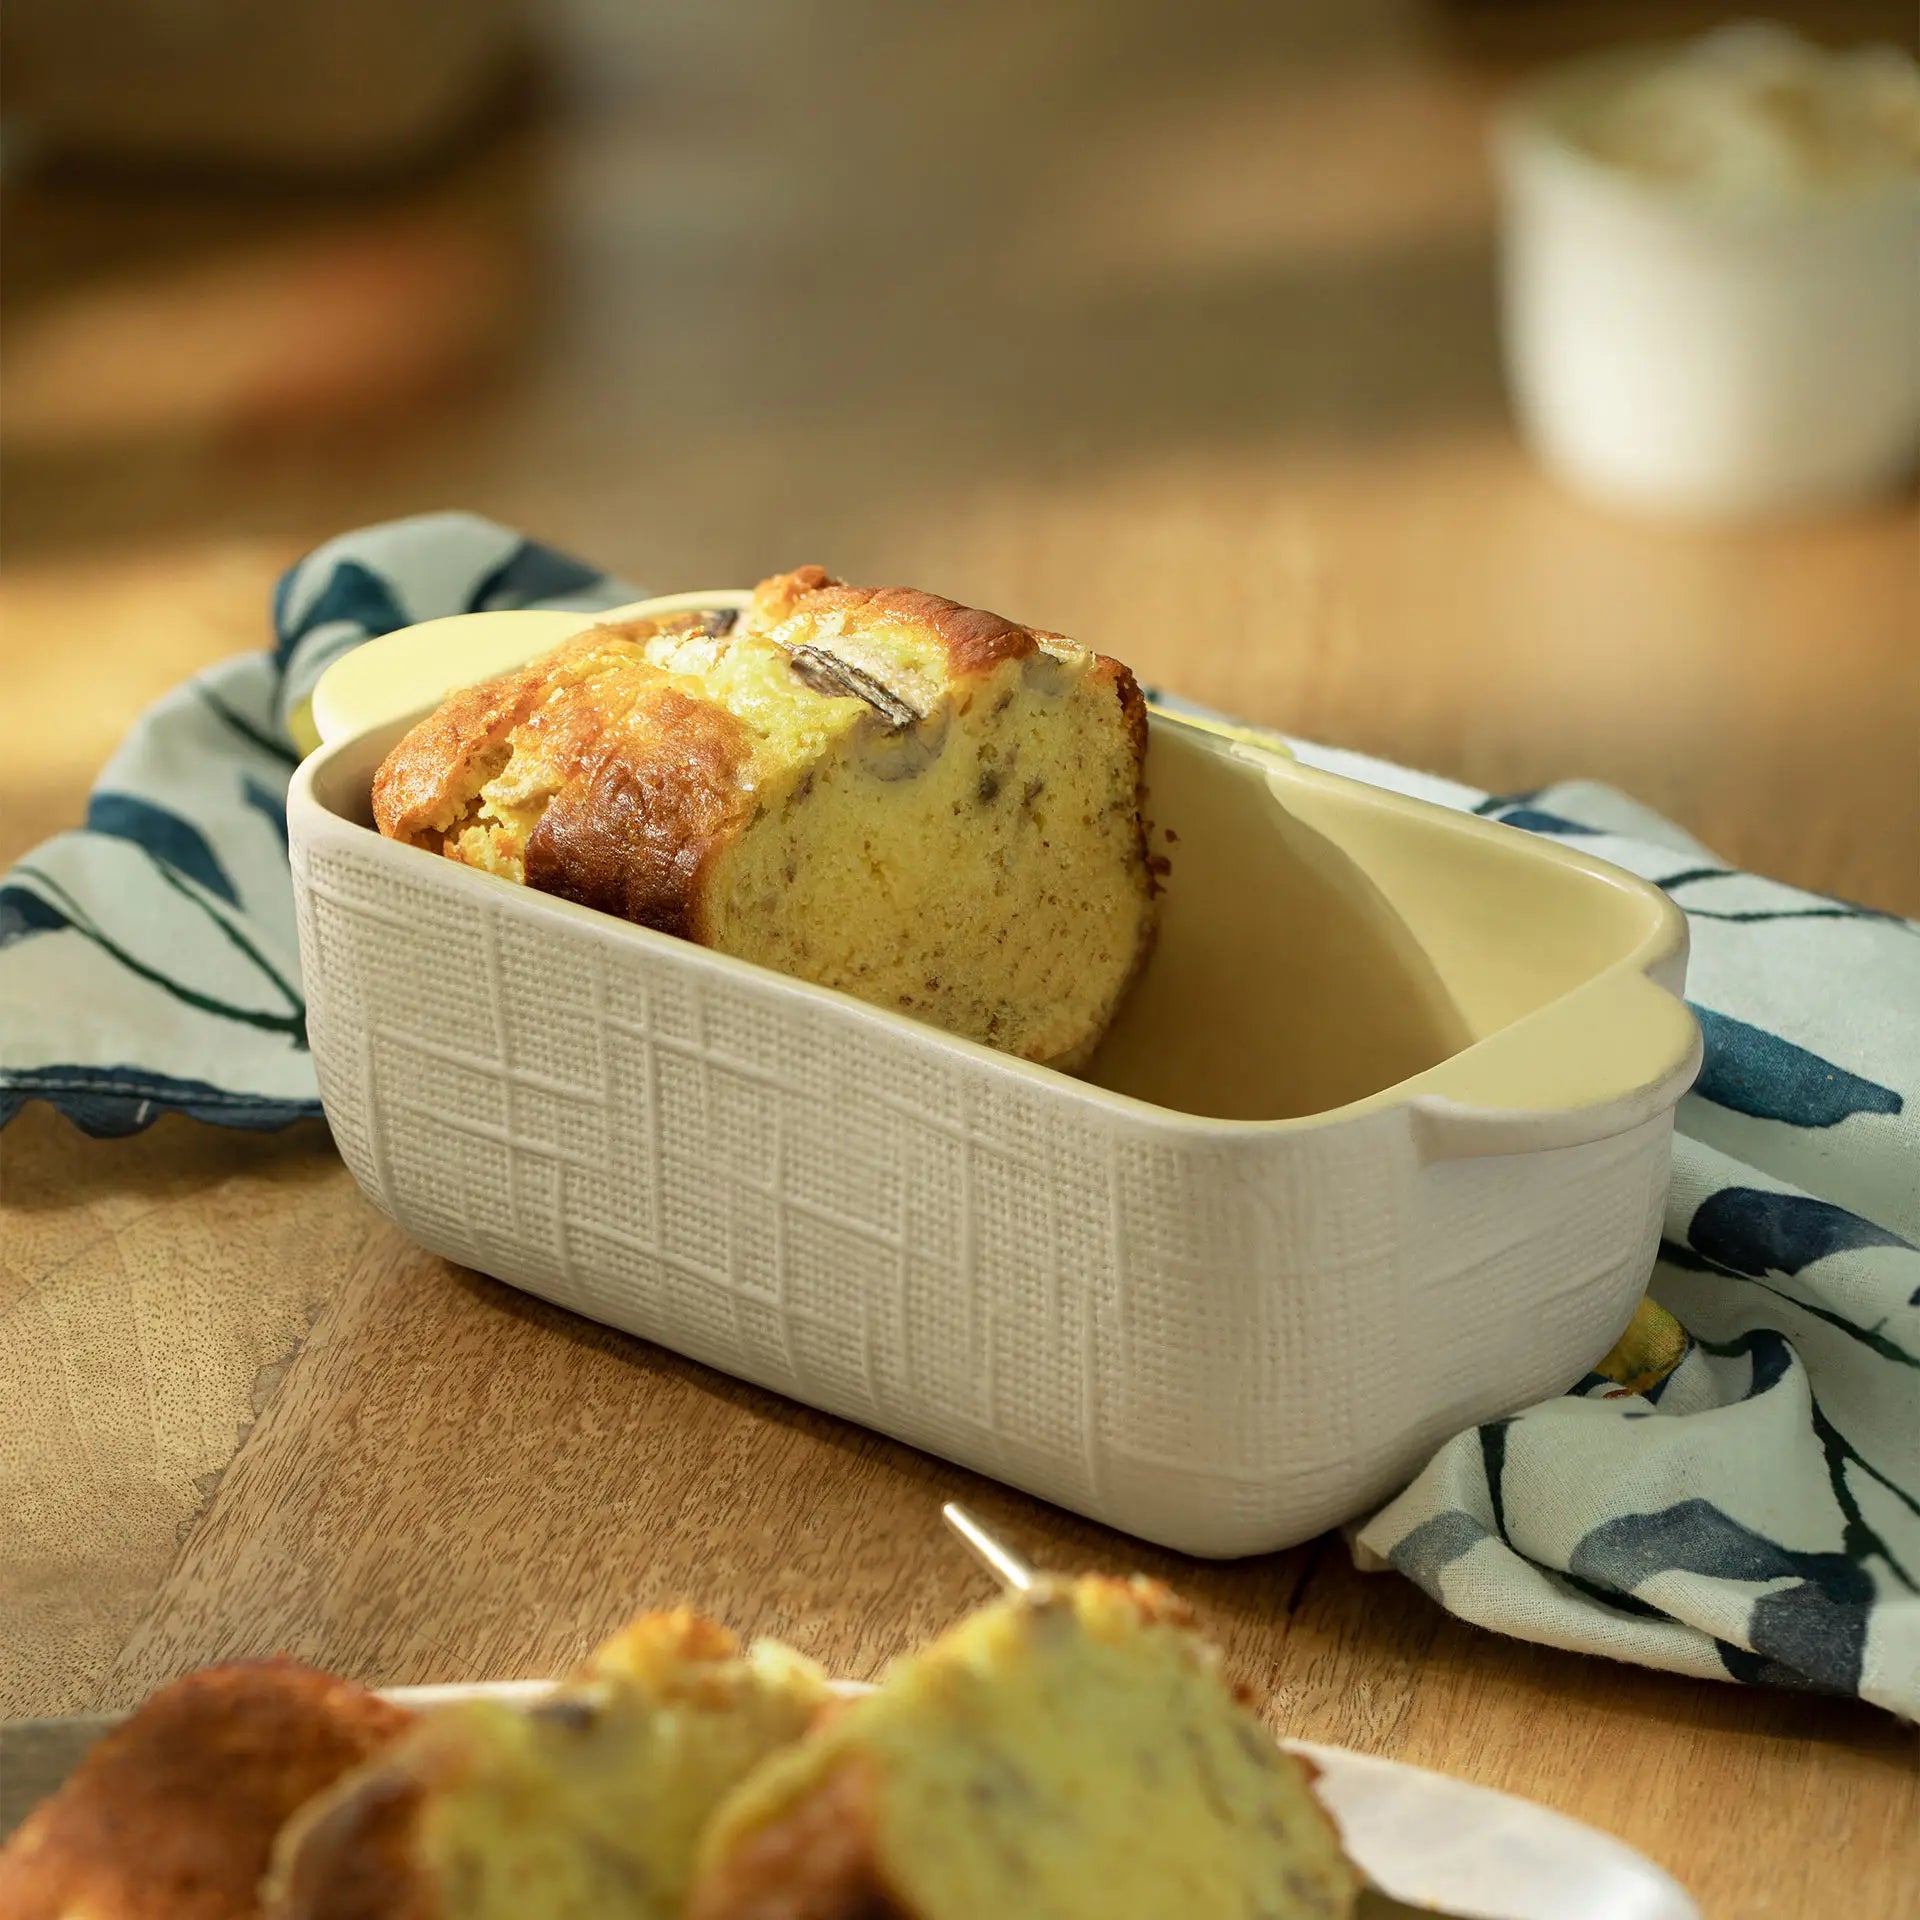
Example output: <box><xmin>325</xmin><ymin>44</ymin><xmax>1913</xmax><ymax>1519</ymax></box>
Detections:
<box><xmin>1659</xmin><ymin>1188</ymin><xmax>1920</xmax><ymax>1602</ymax></box>
<box><xmin>1488</xmin><ymin>806</ymin><xmax>1606</xmax><ymax>837</ymax></box>
<box><xmin>1655</xmin><ymin>865</ymin><xmax>1909</xmax><ymax>928</ymax></box>
<box><xmin>0</xmin><ymin>882</ymin><xmax>69</xmax><ymax>945</ymax></box>
<box><xmin>467</xmin><ymin>538</ymin><xmax>609</xmax><ymax>613</ymax></box>
<box><xmin>8</xmin><ymin>861</ymin><xmax>306</xmax><ymax>1045</ymax></box>
<box><xmin>84</xmin><ymin>792</ymin><xmax>240</xmax><ymax>905</ymax></box>
<box><xmin>0</xmin><ymin>1063</ymin><xmax>319</xmax><ymax>1135</ymax></box>
<box><xmin>1570</xmin><ymin>1501</ymin><xmax>1873</xmax><ymax>1694</ymax></box>
<box><xmin>1386</xmin><ymin>1509</ymin><xmax>1486</xmax><ymax>1597</ymax></box>
<box><xmin>0</xmin><ymin>512</ymin><xmax>631</xmax><ymax>1138</ymax></box>
<box><xmin>1663</xmin><ymin>1238</ymin><xmax>1919</xmax><ymax>1372</ymax></box>
<box><xmin>241</xmin><ymin>775</ymin><xmax>290</xmax><ymax>850</ymax></box>
<box><xmin>1689</xmin><ymin>1005</ymin><xmax>1904</xmax><ymax>1128</ymax></box>
<box><xmin>272</xmin><ymin>556</ymin><xmax>412</xmax><ymax>668</ymax></box>
<box><xmin>198</xmin><ymin>682</ymin><xmax>299</xmax><ymax>767</ymax></box>
<box><xmin>1689</xmin><ymin>1188</ymin><xmax>1915</xmax><ymax>1278</ymax></box>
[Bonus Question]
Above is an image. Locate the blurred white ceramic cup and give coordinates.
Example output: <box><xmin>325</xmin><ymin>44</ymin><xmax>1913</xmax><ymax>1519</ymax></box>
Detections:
<box><xmin>1494</xmin><ymin>28</ymin><xmax>1920</xmax><ymax>520</ymax></box>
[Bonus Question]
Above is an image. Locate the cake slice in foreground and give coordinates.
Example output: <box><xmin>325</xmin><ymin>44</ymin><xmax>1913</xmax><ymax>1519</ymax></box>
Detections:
<box><xmin>262</xmin><ymin>1610</ymin><xmax>829</xmax><ymax>1920</ymax></box>
<box><xmin>686</xmin><ymin>1576</ymin><xmax>1359</xmax><ymax>1920</ymax></box>
<box><xmin>372</xmin><ymin>566</ymin><xmax>1156</xmax><ymax>1069</ymax></box>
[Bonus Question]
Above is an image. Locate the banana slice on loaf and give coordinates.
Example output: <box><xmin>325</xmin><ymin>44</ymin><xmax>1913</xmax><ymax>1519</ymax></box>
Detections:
<box><xmin>372</xmin><ymin>566</ymin><xmax>1156</xmax><ymax>1068</ymax></box>
<box><xmin>262</xmin><ymin>1610</ymin><xmax>829</xmax><ymax>1920</ymax></box>
<box><xmin>686</xmin><ymin>1577</ymin><xmax>1359</xmax><ymax>1920</ymax></box>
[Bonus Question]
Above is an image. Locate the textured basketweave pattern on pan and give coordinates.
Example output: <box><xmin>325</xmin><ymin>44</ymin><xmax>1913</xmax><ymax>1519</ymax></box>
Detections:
<box><xmin>296</xmin><ymin>825</ymin><xmax>1670</xmax><ymax>1556</ymax></box>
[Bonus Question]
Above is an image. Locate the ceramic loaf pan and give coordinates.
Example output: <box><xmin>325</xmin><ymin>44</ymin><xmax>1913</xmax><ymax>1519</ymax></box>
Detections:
<box><xmin>288</xmin><ymin>592</ymin><xmax>1702</xmax><ymax>1556</ymax></box>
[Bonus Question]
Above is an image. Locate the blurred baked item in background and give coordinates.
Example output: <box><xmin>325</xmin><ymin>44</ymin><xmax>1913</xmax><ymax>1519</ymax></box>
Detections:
<box><xmin>264</xmin><ymin>1610</ymin><xmax>830</xmax><ymax>1920</ymax></box>
<box><xmin>0</xmin><ymin>0</ymin><xmax>525</xmax><ymax>176</ymax></box>
<box><xmin>1561</xmin><ymin>24</ymin><xmax>1920</xmax><ymax>194</ymax></box>
<box><xmin>0</xmin><ymin>1661</ymin><xmax>410</xmax><ymax>1920</ymax></box>
<box><xmin>1495</xmin><ymin>25</ymin><xmax>1920</xmax><ymax>517</ymax></box>
<box><xmin>686</xmin><ymin>1576</ymin><xmax>1359</xmax><ymax>1920</ymax></box>
<box><xmin>373</xmin><ymin>566</ymin><xmax>1156</xmax><ymax>1069</ymax></box>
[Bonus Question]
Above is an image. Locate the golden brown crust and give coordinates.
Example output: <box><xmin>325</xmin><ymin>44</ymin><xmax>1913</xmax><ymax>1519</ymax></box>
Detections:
<box><xmin>520</xmin><ymin>683</ymin><xmax>753</xmax><ymax>940</ymax></box>
<box><xmin>370</xmin><ymin>621</ymin><xmax>675</xmax><ymax>845</ymax></box>
<box><xmin>371</xmin><ymin>621</ymin><xmax>754</xmax><ymax>942</ymax></box>
<box><xmin>572</xmin><ymin>1606</ymin><xmax>740</xmax><ymax>1684</ymax></box>
<box><xmin>1086</xmin><ymin>1572</ymin><xmax>1197</xmax><ymax>1633</ymax></box>
<box><xmin>1101</xmin><ymin>658</ymin><xmax>1150</xmax><ymax>773</ymax></box>
<box><xmin>1100</xmin><ymin>656</ymin><xmax>1157</xmax><ymax>889</ymax></box>
<box><xmin>748</xmin><ymin>567</ymin><xmax>1038</xmax><ymax>681</ymax></box>
<box><xmin>369</xmin><ymin>648</ymin><xmax>558</xmax><ymax>846</ymax></box>
<box><xmin>0</xmin><ymin>1660</ymin><xmax>410</xmax><ymax>1920</ymax></box>
<box><xmin>684</xmin><ymin>1758</ymin><xmax>905</xmax><ymax>1920</ymax></box>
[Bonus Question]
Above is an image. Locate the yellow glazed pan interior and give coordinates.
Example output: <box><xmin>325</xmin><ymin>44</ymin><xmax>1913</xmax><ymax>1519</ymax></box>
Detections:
<box><xmin>308</xmin><ymin>599</ymin><xmax>1698</xmax><ymax>1142</ymax></box>
<box><xmin>1089</xmin><ymin>721</ymin><xmax>1696</xmax><ymax>1144</ymax></box>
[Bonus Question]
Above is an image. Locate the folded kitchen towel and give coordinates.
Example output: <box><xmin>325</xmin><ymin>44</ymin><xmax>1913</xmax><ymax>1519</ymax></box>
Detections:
<box><xmin>2</xmin><ymin>512</ymin><xmax>1915</xmax><ymax>1718</ymax></box>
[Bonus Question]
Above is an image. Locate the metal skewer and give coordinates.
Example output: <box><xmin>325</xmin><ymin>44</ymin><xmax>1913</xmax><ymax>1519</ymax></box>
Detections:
<box><xmin>936</xmin><ymin>1500</ymin><xmax>1462</xmax><ymax>1920</ymax></box>
<box><xmin>941</xmin><ymin>1502</ymin><xmax>1037</xmax><ymax>1594</ymax></box>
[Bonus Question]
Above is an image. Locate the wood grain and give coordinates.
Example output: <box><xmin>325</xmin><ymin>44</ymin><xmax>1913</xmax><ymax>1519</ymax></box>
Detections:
<box><xmin>0</xmin><ymin>1106</ymin><xmax>370</xmax><ymax>1715</ymax></box>
<box><xmin>4</xmin><ymin>3</ymin><xmax>1918</xmax><ymax>1914</ymax></box>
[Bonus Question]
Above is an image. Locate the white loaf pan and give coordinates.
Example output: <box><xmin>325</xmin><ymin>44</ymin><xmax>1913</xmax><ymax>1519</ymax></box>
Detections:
<box><xmin>288</xmin><ymin>594</ymin><xmax>1701</xmax><ymax>1556</ymax></box>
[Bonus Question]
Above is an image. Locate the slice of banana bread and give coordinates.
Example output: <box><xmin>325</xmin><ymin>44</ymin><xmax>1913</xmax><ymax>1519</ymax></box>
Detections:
<box><xmin>685</xmin><ymin>1577</ymin><xmax>1359</xmax><ymax>1920</ymax></box>
<box><xmin>262</xmin><ymin>1611</ymin><xmax>830</xmax><ymax>1920</ymax></box>
<box><xmin>371</xmin><ymin>567</ymin><xmax>1155</xmax><ymax>1069</ymax></box>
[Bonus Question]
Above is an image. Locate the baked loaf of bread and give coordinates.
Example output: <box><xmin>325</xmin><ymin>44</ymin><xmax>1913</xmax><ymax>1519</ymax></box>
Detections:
<box><xmin>372</xmin><ymin>566</ymin><xmax>1155</xmax><ymax>1068</ymax></box>
<box><xmin>263</xmin><ymin>1610</ymin><xmax>830</xmax><ymax>1920</ymax></box>
<box><xmin>0</xmin><ymin>1661</ymin><xmax>410</xmax><ymax>1920</ymax></box>
<box><xmin>686</xmin><ymin>1576</ymin><xmax>1359</xmax><ymax>1920</ymax></box>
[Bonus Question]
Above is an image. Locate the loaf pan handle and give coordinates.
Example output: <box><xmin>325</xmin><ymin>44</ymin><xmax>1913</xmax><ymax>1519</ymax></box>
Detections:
<box><xmin>1409</xmin><ymin>968</ymin><xmax>1702</xmax><ymax>1161</ymax></box>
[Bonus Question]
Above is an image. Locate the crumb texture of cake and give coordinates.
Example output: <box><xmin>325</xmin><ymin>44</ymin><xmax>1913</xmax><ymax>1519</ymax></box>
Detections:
<box><xmin>262</xmin><ymin>1609</ymin><xmax>830</xmax><ymax>1920</ymax></box>
<box><xmin>371</xmin><ymin>565</ymin><xmax>1155</xmax><ymax>1068</ymax></box>
<box><xmin>0</xmin><ymin>1660</ymin><xmax>411</xmax><ymax>1920</ymax></box>
<box><xmin>685</xmin><ymin>1577</ymin><xmax>1360</xmax><ymax>1920</ymax></box>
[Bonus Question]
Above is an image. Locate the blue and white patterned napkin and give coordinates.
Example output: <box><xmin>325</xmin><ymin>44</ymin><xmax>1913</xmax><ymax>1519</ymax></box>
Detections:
<box><xmin>3</xmin><ymin>512</ymin><xmax>1914</xmax><ymax>1718</ymax></box>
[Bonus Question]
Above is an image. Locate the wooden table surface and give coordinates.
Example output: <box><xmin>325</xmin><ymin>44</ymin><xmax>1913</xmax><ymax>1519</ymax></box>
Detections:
<box><xmin>2</xmin><ymin>3</ymin><xmax>1916</xmax><ymax>1914</ymax></box>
